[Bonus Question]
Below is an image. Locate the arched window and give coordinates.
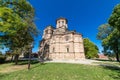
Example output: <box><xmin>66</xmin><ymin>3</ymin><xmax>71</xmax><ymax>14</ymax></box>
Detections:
<box><xmin>66</xmin><ymin>45</ymin><xmax>69</xmax><ymax>53</ymax></box>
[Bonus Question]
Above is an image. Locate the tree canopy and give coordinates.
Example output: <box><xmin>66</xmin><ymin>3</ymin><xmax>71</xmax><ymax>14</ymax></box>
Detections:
<box><xmin>0</xmin><ymin>0</ymin><xmax>38</xmax><ymax>49</ymax></box>
<box><xmin>97</xmin><ymin>4</ymin><xmax>120</xmax><ymax>62</ymax></box>
<box><xmin>109</xmin><ymin>4</ymin><xmax>120</xmax><ymax>31</ymax></box>
<box><xmin>0</xmin><ymin>0</ymin><xmax>39</xmax><ymax>64</ymax></box>
<box><xmin>83</xmin><ymin>38</ymin><xmax>99</xmax><ymax>59</ymax></box>
<box><xmin>97</xmin><ymin>24</ymin><xmax>113</xmax><ymax>40</ymax></box>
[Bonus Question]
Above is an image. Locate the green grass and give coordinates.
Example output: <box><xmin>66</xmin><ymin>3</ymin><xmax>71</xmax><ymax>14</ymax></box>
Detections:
<box><xmin>0</xmin><ymin>62</ymin><xmax>120</xmax><ymax>80</ymax></box>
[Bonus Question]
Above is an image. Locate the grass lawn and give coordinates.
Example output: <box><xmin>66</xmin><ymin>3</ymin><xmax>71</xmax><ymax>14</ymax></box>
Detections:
<box><xmin>0</xmin><ymin>61</ymin><xmax>120</xmax><ymax>80</ymax></box>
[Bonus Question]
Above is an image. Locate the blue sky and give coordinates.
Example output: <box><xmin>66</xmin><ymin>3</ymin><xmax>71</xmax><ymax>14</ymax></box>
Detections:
<box><xmin>29</xmin><ymin>0</ymin><xmax>120</xmax><ymax>53</ymax></box>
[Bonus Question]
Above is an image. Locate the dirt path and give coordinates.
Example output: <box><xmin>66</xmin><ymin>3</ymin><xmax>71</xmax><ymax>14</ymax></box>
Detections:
<box><xmin>0</xmin><ymin>65</ymin><xmax>27</xmax><ymax>73</ymax></box>
<box><xmin>45</xmin><ymin>59</ymin><xmax>102</xmax><ymax>65</ymax></box>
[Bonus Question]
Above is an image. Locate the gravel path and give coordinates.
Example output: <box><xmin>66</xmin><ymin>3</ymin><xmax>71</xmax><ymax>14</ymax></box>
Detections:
<box><xmin>45</xmin><ymin>59</ymin><xmax>101</xmax><ymax>65</ymax></box>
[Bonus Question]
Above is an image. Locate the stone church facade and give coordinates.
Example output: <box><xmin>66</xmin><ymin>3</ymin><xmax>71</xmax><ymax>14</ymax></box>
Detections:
<box><xmin>39</xmin><ymin>18</ymin><xmax>85</xmax><ymax>60</ymax></box>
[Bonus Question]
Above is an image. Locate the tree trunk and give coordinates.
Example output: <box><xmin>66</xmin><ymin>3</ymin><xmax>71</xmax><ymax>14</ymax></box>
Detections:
<box><xmin>118</xmin><ymin>37</ymin><xmax>120</xmax><ymax>63</ymax></box>
<box><xmin>114</xmin><ymin>49</ymin><xmax>120</xmax><ymax>62</ymax></box>
<box><xmin>11</xmin><ymin>55</ymin><xmax>14</xmax><ymax>62</ymax></box>
<box><xmin>28</xmin><ymin>52</ymin><xmax>31</xmax><ymax>69</ymax></box>
<box><xmin>115</xmin><ymin>40</ymin><xmax>120</xmax><ymax>62</ymax></box>
<box><xmin>28</xmin><ymin>46</ymin><xmax>33</xmax><ymax>70</ymax></box>
<box><xmin>115</xmin><ymin>52</ymin><xmax>120</xmax><ymax>62</ymax></box>
<box><xmin>14</xmin><ymin>54</ymin><xmax>19</xmax><ymax>65</ymax></box>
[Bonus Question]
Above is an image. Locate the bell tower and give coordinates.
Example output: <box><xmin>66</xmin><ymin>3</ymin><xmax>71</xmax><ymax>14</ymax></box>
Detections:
<box><xmin>43</xmin><ymin>26</ymin><xmax>54</xmax><ymax>39</ymax></box>
<box><xmin>56</xmin><ymin>17</ymin><xmax>68</xmax><ymax>30</ymax></box>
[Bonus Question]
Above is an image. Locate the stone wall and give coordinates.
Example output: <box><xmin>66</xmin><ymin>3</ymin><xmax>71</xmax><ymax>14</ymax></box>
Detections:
<box><xmin>39</xmin><ymin>18</ymin><xmax>85</xmax><ymax>60</ymax></box>
<box><xmin>49</xmin><ymin>53</ymin><xmax>85</xmax><ymax>60</ymax></box>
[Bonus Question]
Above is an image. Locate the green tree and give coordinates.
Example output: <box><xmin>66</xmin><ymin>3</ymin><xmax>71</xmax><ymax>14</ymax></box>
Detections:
<box><xmin>109</xmin><ymin>4</ymin><xmax>120</xmax><ymax>31</ymax></box>
<box><xmin>96</xmin><ymin>24</ymin><xmax>114</xmax><ymax>56</ymax></box>
<box><xmin>97</xmin><ymin>24</ymin><xmax>120</xmax><ymax>62</ymax></box>
<box><xmin>97</xmin><ymin>24</ymin><xmax>113</xmax><ymax>40</ymax></box>
<box><xmin>102</xmin><ymin>28</ymin><xmax>120</xmax><ymax>62</ymax></box>
<box><xmin>108</xmin><ymin>4</ymin><xmax>120</xmax><ymax>62</ymax></box>
<box><xmin>83</xmin><ymin>38</ymin><xmax>99</xmax><ymax>59</ymax></box>
<box><xmin>0</xmin><ymin>0</ymin><xmax>38</xmax><ymax>64</ymax></box>
<box><xmin>97</xmin><ymin>4</ymin><xmax>120</xmax><ymax>62</ymax></box>
<box><xmin>0</xmin><ymin>7</ymin><xmax>27</xmax><ymax>45</ymax></box>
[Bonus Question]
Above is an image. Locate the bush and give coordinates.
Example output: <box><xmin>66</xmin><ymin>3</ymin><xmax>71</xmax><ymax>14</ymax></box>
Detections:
<box><xmin>0</xmin><ymin>54</ymin><xmax>6</xmax><ymax>64</ymax></box>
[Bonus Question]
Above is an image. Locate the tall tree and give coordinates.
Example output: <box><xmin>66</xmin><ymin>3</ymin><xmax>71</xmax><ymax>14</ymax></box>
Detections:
<box><xmin>97</xmin><ymin>4</ymin><xmax>120</xmax><ymax>62</ymax></box>
<box><xmin>102</xmin><ymin>29</ymin><xmax>120</xmax><ymax>61</ymax></box>
<box><xmin>97</xmin><ymin>24</ymin><xmax>120</xmax><ymax>62</ymax></box>
<box><xmin>0</xmin><ymin>0</ymin><xmax>38</xmax><ymax>64</ymax></box>
<box><xmin>108</xmin><ymin>4</ymin><xmax>120</xmax><ymax>62</ymax></box>
<box><xmin>96</xmin><ymin>24</ymin><xmax>113</xmax><ymax>55</ymax></box>
<box><xmin>83</xmin><ymin>38</ymin><xmax>99</xmax><ymax>59</ymax></box>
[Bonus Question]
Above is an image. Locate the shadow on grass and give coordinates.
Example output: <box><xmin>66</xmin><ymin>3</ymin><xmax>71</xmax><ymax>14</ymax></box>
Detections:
<box><xmin>100</xmin><ymin>64</ymin><xmax>120</xmax><ymax>79</ymax></box>
<box><xmin>16</xmin><ymin>60</ymin><xmax>39</xmax><ymax>65</ymax></box>
<box><xmin>18</xmin><ymin>60</ymin><xmax>47</xmax><ymax>70</ymax></box>
<box><xmin>2</xmin><ymin>59</ymin><xmax>40</xmax><ymax>65</ymax></box>
<box><xmin>0</xmin><ymin>60</ymin><xmax>13</xmax><ymax>64</ymax></box>
<box><xmin>0</xmin><ymin>73</ymin><xmax>9</xmax><ymax>79</ymax></box>
<box><xmin>9</xmin><ymin>59</ymin><xmax>47</xmax><ymax>68</ymax></box>
<box><xmin>31</xmin><ymin>62</ymin><xmax>46</xmax><ymax>70</ymax></box>
<box><xmin>94</xmin><ymin>58</ymin><xmax>116</xmax><ymax>62</ymax></box>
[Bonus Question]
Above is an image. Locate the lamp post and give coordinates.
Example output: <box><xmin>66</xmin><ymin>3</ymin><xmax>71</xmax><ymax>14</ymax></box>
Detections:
<box><xmin>28</xmin><ymin>43</ymin><xmax>33</xmax><ymax>70</ymax></box>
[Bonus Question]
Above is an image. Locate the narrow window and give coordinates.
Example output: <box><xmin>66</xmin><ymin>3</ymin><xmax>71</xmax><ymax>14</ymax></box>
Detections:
<box><xmin>67</xmin><ymin>48</ymin><xmax>69</xmax><ymax>53</ymax></box>
<box><xmin>53</xmin><ymin>47</ymin><xmax>55</xmax><ymax>52</ymax></box>
<box><xmin>62</xmin><ymin>21</ymin><xmax>64</xmax><ymax>24</ymax></box>
<box><xmin>58</xmin><ymin>21</ymin><xmax>60</xmax><ymax>27</ymax></box>
<box><xmin>65</xmin><ymin>36</ymin><xmax>69</xmax><ymax>41</ymax></box>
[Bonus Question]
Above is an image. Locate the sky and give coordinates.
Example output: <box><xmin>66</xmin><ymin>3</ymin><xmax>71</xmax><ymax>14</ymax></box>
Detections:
<box><xmin>28</xmin><ymin>0</ymin><xmax>120</xmax><ymax>53</ymax></box>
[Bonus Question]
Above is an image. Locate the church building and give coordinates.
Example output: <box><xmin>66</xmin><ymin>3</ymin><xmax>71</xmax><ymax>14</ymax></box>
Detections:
<box><xmin>39</xmin><ymin>17</ymin><xmax>85</xmax><ymax>60</ymax></box>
